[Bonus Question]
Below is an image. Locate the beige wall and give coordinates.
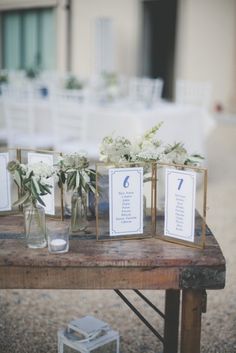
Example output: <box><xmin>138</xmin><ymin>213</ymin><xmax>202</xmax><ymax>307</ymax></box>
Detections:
<box><xmin>55</xmin><ymin>1</ymin><xmax>67</xmax><ymax>73</ymax></box>
<box><xmin>71</xmin><ymin>0</ymin><xmax>141</xmax><ymax>77</ymax></box>
<box><xmin>1</xmin><ymin>0</ymin><xmax>236</xmax><ymax>112</ymax></box>
<box><xmin>175</xmin><ymin>0</ymin><xmax>236</xmax><ymax>111</ymax></box>
<box><xmin>0</xmin><ymin>0</ymin><xmax>57</xmax><ymax>10</ymax></box>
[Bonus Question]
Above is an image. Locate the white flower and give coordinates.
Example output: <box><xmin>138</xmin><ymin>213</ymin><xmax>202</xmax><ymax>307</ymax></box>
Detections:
<box><xmin>99</xmin><ymin>124</ymin><xmax>203</xmax><ymax>166</ymax></box>
<box><xmin>19</xmin><ymin>164</ymin><xmax>27</xmax><ymax>173</ymax></box>
<box><xmin>27</xmin><ymin>161</ymin><xmax>54</xmax><ymax>179</ymax></box>
<box><xmin>163</xmin><ymin>143</ymin><xmax>188</xmax><ymax>164</ymax></box>
<box><xmin>62</xmin><ymin>152</ymin><xmax>89</xmax><ymax>170</ymax></box>
<box><xmin>99</xmin><ymin>135</ymin><xmax>131</xmax><ymax>163</ymax></box>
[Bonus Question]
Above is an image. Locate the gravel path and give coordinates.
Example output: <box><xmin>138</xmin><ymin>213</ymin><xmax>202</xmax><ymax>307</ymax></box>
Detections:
<box><xmin>0</xmin><ymin>121</ymin><xmax>236</xmax><ymax>353</ymax></box>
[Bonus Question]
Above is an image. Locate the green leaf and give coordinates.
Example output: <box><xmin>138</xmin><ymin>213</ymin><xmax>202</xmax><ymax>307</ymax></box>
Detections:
<box><xmin>36</xmin><ymin>195</ymin><xmax>46</xmax><ymax>207</ymax></box>
<box><xmin>66</xmin><ymin>172</ymin><xmax>74</xmax><ymax>186</ymax></box>
<box><xmin>67</xmin><ymin>172</ymin><xmax>76</xmax><ymax>191</ymax></box>
<box><xmin>76</xmin><ymin>171</ymin><xmax>80</xmax><ymax>190</ymax></box>
<box><xmin>13</xmin><ymin>192</ymin><xmax>30</xmax><ymax>207</ymax></box>
<box><xmin>40</xmin><ymin>183</ymin><xmax>52</xmax><ymax>194</ymax></box>
<box><xmin>60</xmin><ymin>171</ymin><xmax>66</xmax><ymax>183</ymax></box>
<box><xmin>31</xmin><ymin>180</ymin><xmax>39</xmax><ymax>199</ymax></box>
<box><xmin>88</xmin><ymin>183</ymin><xmax>96</xmax><ymax>194</ymax></box>
<box><xmin>32</xmin><ymin>176</ymin><xmax>41</xmax><ymax>194</ymax></box>
<box><xmin>14</xmin><ymin>170</ymin><xmax>22</xmax><ymax>188</ymax></box>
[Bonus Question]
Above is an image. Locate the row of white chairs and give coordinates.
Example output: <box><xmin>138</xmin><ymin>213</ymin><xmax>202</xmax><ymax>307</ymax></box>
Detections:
<box><xmin>0</xmin><ymin>79</ymin><xmax>212</xmax><ymax>159</ymax></box>
<box><xmin>0</xmin><ymin>71</ymin><xmax>212</xmax><ymax>108</ymax></box>
<box><xmin>0</xmin><ymin>87</ymin><xmax>97</xmax><ymax>158</ymax></box>
<box><xmin>175</xmin><ymin>79</ymin><xmax>212</xmax><ymax>109</ymax></box>
<box><xmin>0</xmin><ymin>71</ymin><xmax>164</xmax><ymax>105</ymax></box>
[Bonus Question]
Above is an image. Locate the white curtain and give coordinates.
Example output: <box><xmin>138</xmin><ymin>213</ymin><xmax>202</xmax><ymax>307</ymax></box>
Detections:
<box><xmin>95</xmin><ymin>17</ymin><xmax>115</xmax><ymax>74</ymax></box>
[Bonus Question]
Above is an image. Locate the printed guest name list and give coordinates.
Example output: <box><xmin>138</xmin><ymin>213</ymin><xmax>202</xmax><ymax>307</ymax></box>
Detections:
<box><xmin>109</xmin><ymin>168</ymin><xmax>143</xmax><ymax>236</ymax></box>
<box><xmin>164</xmin><ymin>168</ymin><xmax>196</xmax><ymax>242</ymax></box>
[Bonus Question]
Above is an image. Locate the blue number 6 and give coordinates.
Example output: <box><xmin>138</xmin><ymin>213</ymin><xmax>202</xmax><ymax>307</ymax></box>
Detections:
<box><xmin>123</xmin><ymin>176</ymin><xmax>130</xmax><ymax>188</ymax></box>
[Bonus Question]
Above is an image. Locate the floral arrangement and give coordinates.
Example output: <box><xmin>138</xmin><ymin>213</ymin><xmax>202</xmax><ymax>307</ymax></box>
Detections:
<box><xmin>0</xmin><ymin>72</ymin><xmax>8</xmax><ymax>84</ymax></box>
<box><xmin>99</xmin><ymin>122</ymin><xmax>203</xmax><ymax>165</ymax></box>
<box><xmin>57</xmin><ymin>152</ymin><xmax>95</xmax><ymax>195</ymax></box>
<box><xmin>101</xmin><ymin>72</ymin><xmax>120</xmax><ymax>100</ymax></box>
<box><xmin>65</xmin><ymin>75</ymin><xmax>84</xmax><ymax>90</ymax></box>
<box><xmin>7</xmin><ymin>160</ymin><xmax>54</xmax><ymax>207</ymax></box>
<box><xmin>25</xmin><ymin>67</ymin><xmax>40</xmax><ymax>79</ymax></box>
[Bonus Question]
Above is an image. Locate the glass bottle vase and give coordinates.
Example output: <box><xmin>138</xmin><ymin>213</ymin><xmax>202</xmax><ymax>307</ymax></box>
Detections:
<box><xmin>71</xmin><ymin>191</ymin><xmax>88</xmax><ymax>233</ymax></box>
<box><xmin>24</xmin><ymin>203</ymin><xmax>47</xmax><ymax>249</ymax></box>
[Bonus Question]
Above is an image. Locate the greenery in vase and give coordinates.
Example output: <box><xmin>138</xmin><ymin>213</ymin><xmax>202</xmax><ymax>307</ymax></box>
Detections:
<box><xmin>65</xmin><ymin>75</ymin><xmax>84</xmax><ymax>90</ymax></box>
<box><xmin>102</xmin><ymin>71</ymin><xmax>120</xmax><ymax>100</ymax></box>
<box><xmin>0</xmin><ymin>72</ymin><xmax>8</xmax><ymax>84</ymax></box>
<box><xmin>7</xmin><ymin>160</ymin><xmax>54</xmax><ymax>246</ymax></box>
<box><xmin>57</xmin><ymin>152</ymin><xmax>95</xmax><ymax>195</ymax></box>
<box><xmin>7</xmin><ymin>160</ymin><xmax>54</xmax><ymax>207</ymax></box>
<box><xmin>25</xmin><ymin>67</ymin><xmax>40</xmax><ymax>79</ymax></box>
<box><xmin>57</xmin><ymin>152</ymin><xmax>95</xmax><ymax>231</ymax></box>
<box><xmin>99</xmin><ymin>122</ymin><xmax>204</xmax><ymax>166</ymax></box>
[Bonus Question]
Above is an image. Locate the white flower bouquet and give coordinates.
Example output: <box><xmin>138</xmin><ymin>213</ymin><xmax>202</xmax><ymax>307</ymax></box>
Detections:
<box><xmin>99</xmin><ymin>122</ymin><xmax>204</xmax><ymax>166</ymax></box>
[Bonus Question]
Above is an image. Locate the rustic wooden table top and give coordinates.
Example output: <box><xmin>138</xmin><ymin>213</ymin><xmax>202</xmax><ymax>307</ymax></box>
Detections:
<box><xmin>0</xmin><ymin>214</ymin><xmax>226</xmax><ymax>290</ymax></box>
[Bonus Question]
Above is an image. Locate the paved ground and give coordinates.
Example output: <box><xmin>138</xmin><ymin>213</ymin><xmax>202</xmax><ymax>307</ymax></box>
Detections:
<box><xmin>0</xmin><ymin>120</ymin><xmax>236</xmax><ymax>353</ymax></box>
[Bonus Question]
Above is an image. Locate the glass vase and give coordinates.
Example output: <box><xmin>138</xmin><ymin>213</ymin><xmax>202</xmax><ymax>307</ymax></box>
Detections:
<box><xmin>71</xmin><ymin>191</ymin><xmax>88</xmax><ymax>233</ymax></box>
<box><xmin>24</xmin><ymin>203</ymin><xmax>47</xmax><ymax>249</ymax></box>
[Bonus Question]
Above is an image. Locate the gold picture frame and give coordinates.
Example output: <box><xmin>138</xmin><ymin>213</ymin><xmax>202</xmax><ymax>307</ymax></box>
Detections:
<box><xmin>0</xmin><ymin>147</ymin><xmax>64</xmax><ymax>220</ymax></box>
<box><xmin>154</xmin><ymin>162</ymin><xmax>208</xmax><ymax>249</ymax></box>
<box><xmin>95</xmin><ymin>162</ymin><xmax>156</xmax><ymax>241</ymax></box>
<box><xmin>0</xmin><ymin>147</ymin><xmax>20</xmax><ymax>216</ymax></box>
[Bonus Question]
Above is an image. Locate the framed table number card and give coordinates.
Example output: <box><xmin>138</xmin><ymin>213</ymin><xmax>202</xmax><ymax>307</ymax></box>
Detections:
<box><xmin>96</xmin><ymin>163</ymin><xmax>155</xmax><ymax>240</ymax></box>
<box><xmin>0</xmin><ymin>152</ymin><xmax>11</xmax><ymax>212</ymax></box>
<box><xmin>155</xmin><ymin>163</ymin><xmax>207</xmax><ymax>249</ymax></box>
<box><xmin>165</xmin><ymin>168</ymin><xmax>196</xmax><ymax>242</ymax></box>
<box><xmin>109</xmin><ymin>167</ymin><xmax>143</xmax><ymax>236</ymax></box>
<box><xmin>0</xmin><ymin>148</ymin><xmax>19</xmax><ymax>215</ymax></box>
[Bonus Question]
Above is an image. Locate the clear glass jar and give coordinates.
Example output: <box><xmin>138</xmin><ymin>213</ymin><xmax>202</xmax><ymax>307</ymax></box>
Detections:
<box><xmin>71</xmin><ymin>191</ymin><xmax>88</xmax><ymax>233</ymax></box>
<box><xmin>24</xmin><ymin>203</ymin><xmax>47</xmax><ymax>249</ymax></box>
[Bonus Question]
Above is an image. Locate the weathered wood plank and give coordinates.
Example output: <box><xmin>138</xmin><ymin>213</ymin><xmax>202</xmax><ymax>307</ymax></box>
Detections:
<box><xmin>164</xmin><ymin>289</ymin><xmax>180</xmax><ymax>353</ymax></box>
<box><xmin>180</xmin><ymin>266</ymin><xmax>226</xmax><ymax>289</ymax></box>
<box><xmin>0</xmin><ymin>214</ymin><xmax>226</xmax><ymax>290</ymax></box>
<box><xmin>0</xmin><ymin>237</ymin><xmax>226</xmax><ymax>268</ymax></box>
<box><xmin>0</xmin><ymin>266</ymin><xmax>180</xmax><ymax>289</ymax></box>
<box><xmin>181</xmin><ymin>289</ymin><xmax>203</xmax><ymax>353</ymax></box>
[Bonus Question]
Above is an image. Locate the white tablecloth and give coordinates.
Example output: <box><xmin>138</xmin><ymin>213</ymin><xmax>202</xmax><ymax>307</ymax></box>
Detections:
<box><xmin>0</xmin><ymin>96</ymin><xmax>215</xmax><ymax>158</ymax></box>
<box><xmin>85</xmin><ymin>101</ymin><xmax>215</xmax><ymax>157</ymax></box>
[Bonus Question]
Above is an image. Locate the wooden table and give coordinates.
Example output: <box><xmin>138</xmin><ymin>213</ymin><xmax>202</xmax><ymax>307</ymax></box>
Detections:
<box><xmin>0</xmin><ymin>215</ymin><xmax>226</xmax><ymax>353</ymax></box>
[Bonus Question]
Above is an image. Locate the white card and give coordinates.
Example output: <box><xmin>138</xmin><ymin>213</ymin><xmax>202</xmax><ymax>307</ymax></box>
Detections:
<box><xmin>0</xmin><ymin>153</ymin><xmax>11</xmax><ymax>211</ymax></box>
<box><xmin>109</xmin><ymin>167</ymin><xmax>143</xmax><ymax>236</ymax></box>
<box><xmin>164</xmin><ymin>168</ymin><xmax>196</xmax><ymax>242</ymax></box>
<box><xmin>27</xmin><ymin>153</ymin><xmax>55</xmax><ymax>215</ymax></box>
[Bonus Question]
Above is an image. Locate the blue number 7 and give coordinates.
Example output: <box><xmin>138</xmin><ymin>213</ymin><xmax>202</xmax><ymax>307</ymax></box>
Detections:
<box><xmin>177</xmin><ymin>178</ymin><xmax>184</xmax><ymax>190</ymax></box>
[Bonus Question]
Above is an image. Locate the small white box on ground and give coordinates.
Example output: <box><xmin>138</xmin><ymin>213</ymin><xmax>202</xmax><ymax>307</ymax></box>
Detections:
<box><xmin>58</xmin><ymin>315</ymin><xmax>120</xmax><ymax>353</ymax></box>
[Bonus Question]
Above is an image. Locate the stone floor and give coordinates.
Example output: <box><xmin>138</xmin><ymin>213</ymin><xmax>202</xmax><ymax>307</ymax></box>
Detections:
<box><xmin>0</xmin><ymin>120</ymin><xmax>236</xmax><ymax>353</ymax></box>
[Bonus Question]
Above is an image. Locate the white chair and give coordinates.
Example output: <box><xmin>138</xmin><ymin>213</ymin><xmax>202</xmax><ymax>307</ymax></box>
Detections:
<box><xmin>58</xmin><ymin>315</ymin><xmax>120</xmax><ymax>353</ymax></box>
<box><xmin>2</xmin><ymin>85</ymin><xmax>53</xmax><ymax>149</ymax></box>
<box><xmin>128</xmin><ymin>77</ymin><xmax>163</xmax><ymax>107</ymax></box>
<box><xmin>51</xmin><ymin>91</ymin><xmax>98</xmax><ymax>160</ymax></box>
<box><xmin>152</xmin><ymin>78</ymin><xmax>164</xmax><ymax>103</ymax></box>
<box><xmin>175</xmin><ymin>79</ymin><xmax>212</xmax><ymax>109</ymax></box>
<box><xmin>0</xmin><ymin>92</ymin><xmax>8</xmax><ymax>145</ymax></box>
